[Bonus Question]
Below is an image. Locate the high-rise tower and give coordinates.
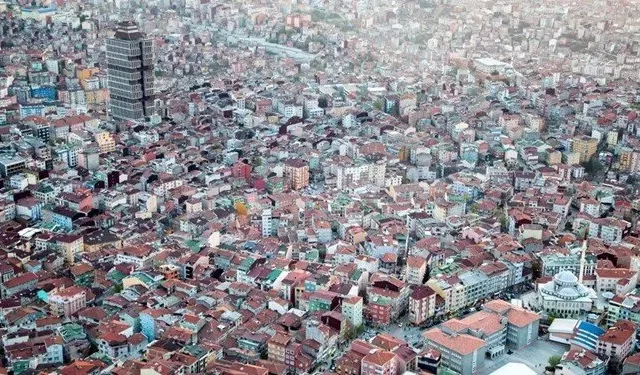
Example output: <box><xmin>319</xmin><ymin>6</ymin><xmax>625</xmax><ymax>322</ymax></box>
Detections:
<box><xmin>106</xmin><ymin>21</ymin><xmax>155</xmax><ymax>121</ymax></box>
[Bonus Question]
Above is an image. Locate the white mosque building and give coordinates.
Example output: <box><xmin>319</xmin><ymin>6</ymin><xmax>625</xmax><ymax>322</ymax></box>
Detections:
<box><xmin>537</xmin><ymin>271</ymin><xmax>597</xmax><ymax>318</ymax></box>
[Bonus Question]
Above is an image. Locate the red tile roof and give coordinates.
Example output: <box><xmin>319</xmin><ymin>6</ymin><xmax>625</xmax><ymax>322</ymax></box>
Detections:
<box><xmin>362</xmin><ymin>350</ymin><xmax>396</xmax><ymax>367</ymax></box>
<box><xmin>423</xmin><ymin>328</ymin><xmax>485</xmax><ymax>356</ymax></box>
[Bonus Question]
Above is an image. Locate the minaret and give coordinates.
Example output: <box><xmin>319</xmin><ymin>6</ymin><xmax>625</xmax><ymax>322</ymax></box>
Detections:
<box><xmin>404</xmin><ymin>228</ymin><xmax>409</xmax><ymax>260</ymax></box>
<box><xmin>578</xmin><ymin>237</ymin><xmax>588</xmax><ymax>284</ymax></box>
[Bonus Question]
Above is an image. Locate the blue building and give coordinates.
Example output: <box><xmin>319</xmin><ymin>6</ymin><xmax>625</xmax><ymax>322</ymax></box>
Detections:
<box><xmin>30</xmin><ymin>86</ymin><xmax>57</xmax><ymax>100</ymax></box>
<box><xmin>571</xmin><ymin>320</ymin><xmax>604</xmax><ymax>352</ymax></box>
<box><xmin>50</xmin><ymin>206</ymin><xmax>81</xmax><ymax>231</ymax></box>
<box><xmin>139</xmin><ymin>311</ymin><xmax>156</xmax><ymax>340</ymax></box>
<box><xmin>304</xmin><ymin>279</ymin><xmax>318</xmax><ymax>293</ymax></box>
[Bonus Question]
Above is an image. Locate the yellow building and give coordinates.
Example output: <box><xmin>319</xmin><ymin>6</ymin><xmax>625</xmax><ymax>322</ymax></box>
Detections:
<box><xmin>619</xmin><ymin>148</ymin><xmax>633</xmax><ymax>171</ymax></box>
<box><xmin>94</xmin><ymin>131</ymin><xmax>116</xmax><ymax>154</ymax></box>
<box><xmin>76</xmin><ymin>67</ymin><xmax>100</xmax><ymax>81</ymax></box>
<box><xmin>571</xmin><ymin>136</ymin><xmax>598</xmax><ymax>163</ymax></box>
<box><xmin>563</xmin><ymin>151</ymin><xmax>581</xmax><ymax>166</ymax></box>
<box><xmin>86</xmin><ymin>89</ymin><xmax>108</xmax><ymax>105</ymax></box>
<box><xmin>607</xmin><ymin>131</ymin><xmax>619</xmax><ymax>147</ymax></box>
<box><xmin>346</xmin><ymin>226</ymin><xmax>367</xmax><ymax>245</ymax></box>
<box><xmin>426</xmin><ymin>279</ymin><xmax>466</xmax><ymax>314</ymax></box>
<box><xmin>267</xmin><ymin>332</ymin><xmax>290</xmax><ymax>363</ymax></box>
<box><xmin>546</xmin><ymin>150</ymin><xmax>562</xmax><ymax>165</ymax></box>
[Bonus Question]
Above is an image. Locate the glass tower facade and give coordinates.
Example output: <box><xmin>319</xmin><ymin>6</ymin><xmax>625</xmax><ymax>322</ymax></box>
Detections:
<box><xmin>106</xmin><ymin>21</ymin><xmax>155</xmax><ymax>121</ymax></box>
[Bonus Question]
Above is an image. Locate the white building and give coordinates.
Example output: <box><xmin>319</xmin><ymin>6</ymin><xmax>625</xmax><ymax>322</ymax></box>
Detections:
<box><xmin>474</xmin><ymin>57</ymin><xmax>508</xmax><ymax>75</ymax></box>
<box><xmin>342</xmin><ymin>295</ymin><xmax>363</xmax><ymax>328</ymax></box>
<box><xmin>333</xmin><ymin>161</ymin><xmax>386</xmax><ymax>189</ymax></box>
<box><xmin>261</xmin><ymin>209</ymin><xmax>272</xmax><ymax>237</ymax></box>
<box><xmin>538</xmin><ymin>271</ymin><xmax>597</xmax><ymax>318</ymax></box>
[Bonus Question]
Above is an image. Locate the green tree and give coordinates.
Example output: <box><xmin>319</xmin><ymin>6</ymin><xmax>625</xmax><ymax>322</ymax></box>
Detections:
<box><xmin>608</xmin><ymin>357</ymin><xmax>623</xmax><ymax>375</ymax></box>
<box><xmin>548</xmin><ymin>355</ymin><xmax>562</xmax><ymax>368</ymax></box>
<box><xmin>344</xmin><ymin>324</ymin><xmax>364</xmax><ymax>341</ymax></box>
<box><xmin>627</xmin><ymin>175</ymin><xmax>637</xmax><ymax>186</ymax></box>
<box><xmin>498</xmin><ymin>213</ymin><xmax>508</xmax><ymax>232</ymax></box>
<box><xmin>318</xmin><ymin>96</ymin><xmax>328</xmax><ymax>108</ymax></box>
<box><xmin>582</xmin><ymin>157</ymin><xmax>603</xmax><ymax>175</ymax></box>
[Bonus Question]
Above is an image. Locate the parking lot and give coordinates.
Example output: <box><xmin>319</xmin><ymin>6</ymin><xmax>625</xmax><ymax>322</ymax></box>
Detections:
<box><xmin>481</xmin><ymin>338</ymin><xmax>568</xmax><ymax>374</ymax></box>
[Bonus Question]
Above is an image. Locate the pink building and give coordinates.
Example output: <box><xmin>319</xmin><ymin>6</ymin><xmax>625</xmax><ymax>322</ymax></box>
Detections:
<box><xmin>49</xmin><ymin>286</ymin><xmax>87</xmax><ymax>317</ymax></box>
<box><xmin>409</xmin><ymin>285</ymin><xmax>436</xmax><ymax>326</ymax></box>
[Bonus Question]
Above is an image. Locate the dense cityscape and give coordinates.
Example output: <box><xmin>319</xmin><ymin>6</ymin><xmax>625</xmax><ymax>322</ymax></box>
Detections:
<box><xmin>0</xmin><ymin>0</ymin><xmax>640</xmax><ymax>374</ymax></box>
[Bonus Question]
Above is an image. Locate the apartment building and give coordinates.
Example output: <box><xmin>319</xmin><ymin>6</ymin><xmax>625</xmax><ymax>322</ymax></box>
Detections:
<box><xmin>539</xmin><ymin>252</ymin><xmax>596</xmax><ymax>278</ymax></box>
<box><xmin>333</xmin><ymin>160</ymin><xmax>386</xmax><ymax>189</ymax></box>
<box><xmin>574</xmin><ymin>216</ymin><xmax>630</xmax><ymax>245</ymax></box>
<box><xmin>409</xmin><ymin>285</ymin><xmax>436</xmax><ymax>326</ymax></box>
<box><xmin>597</xmin><ymin>219</ymin><xmax>629</xmax><ymax>245</ymax></box>
<box><xmin>114</xmin><ymin>245</ymin><xmax>158</xmax><ymax>270</ymax></box>
<box><xmin>342</xmin><ymin>295</ymin><xmax>363</xmax><ymax>328</ymax></box>
<box><xmin>597</xmin><ymin>320</ymin><xmax>636</xmax><ymax>361</ymax></box>
<box><xmin>361</xmin><ymin>351</ymin><xmax>397</xmax><ymax>375</ymax></box>
<box><xmin>607</xmin><ymin>294</ymin><xmax>640</xmax><ymax>328</ymax></box>
<box><xmin>458</xmin><ymin>263</ymin><xmax>509</xmax><ymax>306</ymax></box>
<box><xmin>94</xmin><ymin>131</ymin><xmax>116</xmax><ymax>153</ymax></box>
<box><xmin>595</xmin><ymin>268</ymin><xmax>638</xmax><ymax>294</ymax></box>
<box><xmin>0</xmin><ymin>155</ymin><xmax>26</xmax><ymax>177</ymax></box>
<box><xmin>54</xmin><ymin>234</ymin><xmax>84</xmax><ymax>264</ymax></box>
<box><xmin>283</xmin><ymin>158</ymin><xmax>309</xmax><ymax>191</ymax></box>
<box><xmin>267</xmin><ymin>332</ymin><xmax>290</xmax><ymax>363</ymax></box>
<box><xmin>405</xmin><ymin>256</ymin><xmax>427</xmax><ymax>285</ymax></box>
<box><xmin>571</xmin><ymin>136</ymin><xmax>598</xmax><ymax>163</ymax></box>
<box><xmin>579</xmin><ymin>198</ymin><xmax>601</xmax><ymax>217</ymax></box>
<box><xmin>432</xmin><ymin>199</ymin><xmax>466</xmax><ymax>223</ymax></box>
<box><xmin>1</xmin><ymin>272</ymin><xmax>38</xmax><ymax>298</ymax></box>
<box><xmin>618</xmin><ymin>148</ymin><xmax>640</xmax><ymax>173</ymax></box>
<box><xmin>365</xmin><ymin>274</ymin><xmax>410</xmax><ymax>325</ymax></box>
<box><xmin>49</xmin><ymin>286</ymin><xmax>86</xmax><ymax>317</ymax></box>
<box><xmin>427</xmin><ymin>277</ymin><xmax>466</xmax><ymax>314</ymax></box>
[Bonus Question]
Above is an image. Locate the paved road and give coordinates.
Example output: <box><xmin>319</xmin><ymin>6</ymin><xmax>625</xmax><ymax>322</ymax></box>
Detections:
<box><xmin>202</xmin><ymin>26</ymin><xmax>319</xmax><ymax>63</ymax></box>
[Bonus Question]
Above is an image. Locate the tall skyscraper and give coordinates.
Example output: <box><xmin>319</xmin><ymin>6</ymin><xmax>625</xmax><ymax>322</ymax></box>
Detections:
<box><xmin>106</xmin><ymin>21</ymin><xmax>154</xmax><ymax>121</ymax></box>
